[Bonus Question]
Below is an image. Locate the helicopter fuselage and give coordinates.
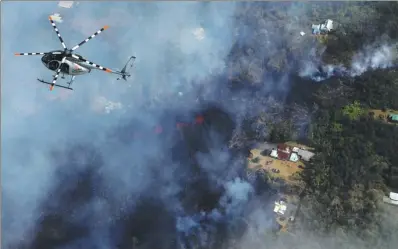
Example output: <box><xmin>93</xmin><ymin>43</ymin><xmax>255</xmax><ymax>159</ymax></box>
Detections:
<box><xmin>15</xmin><ymin>16</ymin><xmax>136</xmax><ymax>91</ymax></box>
<box><xmin>41</xmin><ymin>50</ymin><xmax>93</xmax><ymax>76</ymax></box>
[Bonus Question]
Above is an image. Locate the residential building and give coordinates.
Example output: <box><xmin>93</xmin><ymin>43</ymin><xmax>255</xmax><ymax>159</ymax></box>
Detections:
<box><xmin>274</xmin><ymin>201</ymin><xmax>287</xmax><ymax>215</ymax></box>
<box><xmin>387</xmin><ymin>114</ymin><xmax>398</xmax><ymax>123</ymax></box>
<box><xmin>270</xmin><ymin>149</ymin><xmax>278</xmax><ymax>158</ymax></box>
<box><xmin>273</xmin><ymin>198</ymin><xmax>299</xmax><ymax>232</ymax></box>
<box><xmin>269</xmin><ymin>144</ymin><xmax>300</xmax><ymax>162</ymax></box>
<box><xmin>289</xmin><ymin>152</ymin><xmax>299</xmax><ymax>162</ymax></box>
<box><xmin>277</xmin><ymin>144</ymin><xmax>291</xmax><ymax>160</ymax></box>
<box><xmin>297</xmin><ymin>148</ymin><xmax>315</xmax><ymax>161</ymax></box>
<box><xmin>383</xmin><ymin>192</ymin><xmax>398</xmax><ymax>206</ymax></box>
<box><xmin>312</xmin><ymin>19</ymin><xmax>335</xmax><ymax>35</ymax></box>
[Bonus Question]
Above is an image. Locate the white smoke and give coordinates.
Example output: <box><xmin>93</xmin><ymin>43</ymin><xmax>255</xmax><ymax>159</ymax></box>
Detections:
<box><xmin>2</xmin><ymin>2</ymin><xmax>238</xmax><ymax>248</ymax></box>
<box><xmin>91</xmin><ymin>96</ymin><xmax>123</xmax><ymax>114</ymax></box>
<box><xmin>299</xmin><ymin>44</ymin><xmax>398</xmax><ymax>82</ymax></box>
<box><xmin>220</xmin><ymin>177</ymin><xmax>253</xmax><ymax>216</ymax></box>
<box><xmin>350</xmin><ymin>44</ymin><xmax>396</xmax><ymax>76</ymax></box>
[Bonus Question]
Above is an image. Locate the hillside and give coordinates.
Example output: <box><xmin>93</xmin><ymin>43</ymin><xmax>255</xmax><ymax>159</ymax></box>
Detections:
<box><xmin>4</xmin><ymin>2</ymin><xmax>398</xmax><ymax>249</ymax></box>
<box><xmin>231</xmin><ymin>1</ymin><xmax>398</xmax><ymax>246</ymax></box>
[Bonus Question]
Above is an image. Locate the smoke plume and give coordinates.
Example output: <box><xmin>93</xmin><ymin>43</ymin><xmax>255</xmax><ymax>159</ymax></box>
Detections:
<box><xmin>2</xmin><ymin>2</ymin><xmax>398</xmax><ymax>249</ymax></box>
<box><xmin>299</xmin><ymin>43</ymin><xmax>398</xmax><ymax>82</ymax></box>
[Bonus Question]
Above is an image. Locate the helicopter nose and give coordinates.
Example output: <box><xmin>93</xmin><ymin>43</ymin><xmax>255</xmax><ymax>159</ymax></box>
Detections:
<box><xmin>41</xmin><ymin>59</ymin><xmax>48</xmax><ymax>67</ymax></box>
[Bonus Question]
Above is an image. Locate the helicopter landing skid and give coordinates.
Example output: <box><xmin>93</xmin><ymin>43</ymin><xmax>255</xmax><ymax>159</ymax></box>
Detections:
<box><xmin>37</xmin><ymin>78</ymin><xmax>73</xmax><ymax>90</ymax></box>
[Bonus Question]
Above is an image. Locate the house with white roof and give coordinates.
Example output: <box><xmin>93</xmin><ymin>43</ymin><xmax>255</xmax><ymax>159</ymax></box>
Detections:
<box><xmin>269</xmin><ymin>144</ymin><xmax>302</xmax><ymax>162</ymax></box>
<box><xmin>274</xmin><ymin>201</ymin><xmax>287</xmax><ymax>215</ymax></box>
<box><xmin>312</xmin><ymin>19</ymin><xmax>335</xmax><ymax>35</ymax></box>
<box><xmin>383</xmin><ymin>192</ymin><xmax>398</xmax><ymax>206</ymax></box>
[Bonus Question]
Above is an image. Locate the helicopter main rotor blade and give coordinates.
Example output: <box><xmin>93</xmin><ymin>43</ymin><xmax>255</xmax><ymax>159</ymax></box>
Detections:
<box><xmin>72</xmin><ymin>54</ymin><xmax>113</xmax><ymax>73</ymax></box>
<box><xmin>49</xmin><ymin>16</ymin><xmax>67</xmax><ymax>49</ymax></box>
<box><xmin>14</xmin><ymin>51</ymin><xmax>62</xmax><ymax>56</ymax></box>
<box><xmin>71</xmin><ymin>25</ymin><xmax>109</xmax><ymax>51</ymax></box>
<box><xmin>15</xmin><ymin>52</ymin><xmax>46</xmax><ymax>56</ymax></box>
<box><xmin>50</xmin><ymin>57</ymin><xmax>67</xmax><ymax>91</ymax></box>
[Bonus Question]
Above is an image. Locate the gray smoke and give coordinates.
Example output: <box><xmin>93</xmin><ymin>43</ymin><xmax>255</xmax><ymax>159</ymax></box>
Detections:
<box><xmin>299</xmin><ymin>43</ymin><xmax>398</xmax><ymax>82</ymax></box>
<box><xmin>3</xmin><ymin>2</ymin><xmax>397</xmax><ymax>249</ymax></box>
<box><xmin>2</xmin><ymin>1</ymin><xmax>240</xmax><ymax>248</ymax></box>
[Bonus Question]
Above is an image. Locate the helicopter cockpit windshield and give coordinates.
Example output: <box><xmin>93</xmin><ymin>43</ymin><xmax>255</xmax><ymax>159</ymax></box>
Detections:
<box><xmin>41</xmin><ymin>52</ymin><xmax>70</xmax><ymax>73</ymax></box>
<box><xmin>41</xmin><ymin>52</ymin><xmax>63</xmax><ymax>64</ymax></box>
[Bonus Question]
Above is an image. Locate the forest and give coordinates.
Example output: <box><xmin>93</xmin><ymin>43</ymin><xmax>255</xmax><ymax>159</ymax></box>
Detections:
<box><xmin>230</xmin><ymin>2</ymin><xmax>398</xmax><ymax>246</ymax></box>
<box><xmin>5</xmin><ymin>2</ymin><xmax>398</xmax><ymax>249</ymax></box>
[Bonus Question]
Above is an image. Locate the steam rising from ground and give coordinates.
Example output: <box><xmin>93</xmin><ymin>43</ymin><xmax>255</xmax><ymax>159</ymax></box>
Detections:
<box><xmin>299</xmin><ymin>43</ymin><xmax>398</xmax><ymax>81</ymax></box>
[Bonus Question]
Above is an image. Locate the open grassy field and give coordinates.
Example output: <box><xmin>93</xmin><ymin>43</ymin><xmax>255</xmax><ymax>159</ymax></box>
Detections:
<box><xmin>248</xmin><ymin>149</ymin><xmax>304</xmax><ymax>185</ymax></box>
<box><xmin>247</xmin><ymin>142</ymin><xmax>310</xmax><ymax>233</ymax></box>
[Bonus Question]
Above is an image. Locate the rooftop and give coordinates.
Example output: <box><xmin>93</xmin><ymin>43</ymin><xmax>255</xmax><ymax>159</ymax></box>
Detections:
<box><xmin>388</xmin><ymin>114</ymin><xmax>398</xmax><ymax>121</ymax></box>
<box><xmin>297</xmin><ymin>149</ymin><xmax>315</xmax><ymax>161</ymax></box>
<box><xmin>289</xmin><ymin>152</ymin><xmax>299</xmax><ymax>162</ymax></box>
<box><xmin>247</xmin><ymin>150</ymin><xmax>304</xmax><ymax>186</ymax></box>
<box><xmin>383</xmin><ymin>197</ymin><xmax>398</xmax><ymax>206</ymax></box>
<box><xmin>277</xmin><ymin>144</ymin><xmax>291</xmax><ymax>152</ymax></box>
<box><xmin>390</xmin><ymin>192</ymin><xmax>398</xmax><ymax>201</ymax></box>
<box><xmin>274</xmin><ymin>201</ymin><xmax>287</xmax><ymax>215</ymax></box>
<box><xmin>383</xmin><ymin>192</ymin><xmax>398</xmax><ymax>206</ymax></box>
<box><xmin>277</xmin><ymin>150</ymin><xmax>290</xmax><ymax>160</ymax></box>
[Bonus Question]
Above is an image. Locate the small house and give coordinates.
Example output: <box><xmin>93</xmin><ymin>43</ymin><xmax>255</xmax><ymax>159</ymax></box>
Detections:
<box><xmin>297</xmin><ymin>148</ymin><xmax>315</xmax><ymax>161</ymax></box>
<box><xmin>277</xmin><ymin>144</ymin><xmax>291</xmax><ymax>160</ymax></box>
<box><xmin>387</xmin><ymin>114</ymin><xmax>398</xmax><ymax>123</ymax></box>
<box><xmin>274</xmin><ymin>201</ymin><xmax>287</xmax><ymax>215</ymax></box>
<box><xmin>312</xmin><ymin>19</ymin><xmax>335</xmax><ymax>35</ymax></box>
<box><xmin>270</xmin><ymin>144</ymin><xmax>300</xmax><ymax>162</ymax></box>
<box><xmin>383</xmin><ymin>192</ymin><xmax>398</xmax><ymax>206</ymax></box>
<box><xmin>270</xmin><ymin>149</ymin><xmax>278</xmax><ymax>158</ymax></box>
<box><xmin>289</xmin><ymin>152</ymin><xmax>299</xmax><ymax>162</ymax></box>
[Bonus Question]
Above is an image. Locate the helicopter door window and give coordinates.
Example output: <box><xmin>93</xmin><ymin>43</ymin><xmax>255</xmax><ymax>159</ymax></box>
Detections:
<box><xmin>48</xmin><ymin>60</ymin><xmax>60</xmax><ymax>70</ymax></box>
<box><xmin>60</xmin><ymin>63</ymin><xmax>69</xmax><ymax>73</ymax></box>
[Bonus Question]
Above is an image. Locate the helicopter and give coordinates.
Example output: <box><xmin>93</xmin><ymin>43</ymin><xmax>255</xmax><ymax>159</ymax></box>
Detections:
<box><xmin>14</xmin><ymin>16</ymin><xmax>136</xmax><ymax>91</ymax></box>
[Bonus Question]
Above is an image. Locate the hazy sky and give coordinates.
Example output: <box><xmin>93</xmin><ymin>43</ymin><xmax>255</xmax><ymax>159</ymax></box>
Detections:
<box><xmin>3</xmin><ymin>2</ymin><xmax>396</xmax><ymax>249</ymax></box>
<box><xmin>1</xmin><ymin>1</ymin><xmax>239</xmax><ymax>247</ymax></box>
